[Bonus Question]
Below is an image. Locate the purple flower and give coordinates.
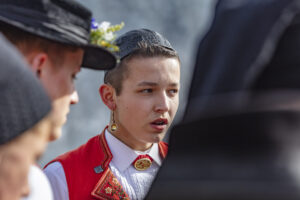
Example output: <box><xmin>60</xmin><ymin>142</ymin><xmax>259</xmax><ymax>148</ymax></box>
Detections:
<box><xmin>91</xmin><ymin>18</ymin><xmax>98</xmax><ymax>30</ymax></box>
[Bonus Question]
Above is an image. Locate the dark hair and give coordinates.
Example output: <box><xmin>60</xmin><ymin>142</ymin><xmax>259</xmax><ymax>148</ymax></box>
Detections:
<box><xmin>0</xmin><ymin>22</ymin><xmax>78</xmax><ymax>67</ymax></box>
<box><xmin>104</xmin><ymin>42</ymin><xmax>180</xmax><ymax>95</ymax></box>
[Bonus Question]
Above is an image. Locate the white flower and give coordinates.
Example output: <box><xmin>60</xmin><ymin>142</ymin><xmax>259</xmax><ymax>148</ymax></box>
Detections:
<box><xmin>90</xmin><ymin>20</ymin><xmax>124</xmax><ymax>52</ymax></box>
<box><xmin>99</xmin><ymin>21</ymin><xmax>111</xmax><ymax>32</ymax></box>
<box><xmin>103</xmin><ymin>32</ymin><xmax>114</xmax><ymax>41</ymax></box>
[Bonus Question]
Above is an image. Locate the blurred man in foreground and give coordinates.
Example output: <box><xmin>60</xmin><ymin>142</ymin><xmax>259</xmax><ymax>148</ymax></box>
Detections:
<box><xmin>0</xmin><ymin>1</ymin><xmax>117</xmax><ymax>199</ymax></box>
<box><xmin>147</xmin><ymin>0</ymin><xmax>300</xmax><ymax>199</ymax></box>
<box><xmin>0</xmin><ymin>33</ymin><xmax>52</xmax><ymax>200</ymax></box>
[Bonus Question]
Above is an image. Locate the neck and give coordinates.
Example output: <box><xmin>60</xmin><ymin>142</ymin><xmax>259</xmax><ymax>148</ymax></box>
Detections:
<box><xmin>108</xmin><ymin>127</ymin><xmax>153</xmax><ymax>151</ymax></box>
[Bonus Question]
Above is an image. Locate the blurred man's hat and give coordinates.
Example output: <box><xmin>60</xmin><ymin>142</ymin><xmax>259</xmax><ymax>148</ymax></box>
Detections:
<box><xmin>115</xmin><ymin>28</ymin><xmax>176</xmax><ymax>59</ymax></box>
<box><xmin>0</xmin><ymin>0</ymin><xmax>116</xmax><ymax>70</ymax></box>
<box><xmin>0</xmin><ymin>33</ymin><xmax>51</xmax><ymax>144</ymax></box>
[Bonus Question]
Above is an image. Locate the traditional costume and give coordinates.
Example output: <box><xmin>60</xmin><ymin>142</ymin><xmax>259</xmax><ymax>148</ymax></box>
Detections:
<box><xmin>44</xmin><ymin>127</ymin><xmax>168</xmax><ymax>200</ymax></box>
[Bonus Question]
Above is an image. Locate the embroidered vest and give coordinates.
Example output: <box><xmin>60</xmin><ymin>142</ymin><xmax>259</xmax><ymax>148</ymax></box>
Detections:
<box><xmin>45</xmin><ymin>128</ymin><xmax>168</xmax><ymax>200</ymax></box>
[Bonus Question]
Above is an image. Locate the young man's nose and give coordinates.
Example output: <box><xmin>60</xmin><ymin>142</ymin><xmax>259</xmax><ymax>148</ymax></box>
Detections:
<box><xmin>154</xmin><ymin>93</ymin><xmax>170</xmax><ymax>113</ymax></box>
<box><xmin>70</xmin><ymin>90</ymin><xmax>79</xmax><ymax>104</ymax></box>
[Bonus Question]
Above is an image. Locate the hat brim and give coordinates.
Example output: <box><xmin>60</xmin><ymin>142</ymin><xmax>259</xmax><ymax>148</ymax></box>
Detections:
<box><xmin>0</xmin><ymin>16</ymin><xmax>117</xmax><ymax>70</ymax></box>
<box><xmin>82</xmin><ymin>44</ymin><xmax>117</xmax><ymax>70</ymax></box>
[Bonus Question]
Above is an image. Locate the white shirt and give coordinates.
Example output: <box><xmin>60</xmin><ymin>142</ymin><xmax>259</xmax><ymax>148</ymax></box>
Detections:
<box><xmin>22</xmin><ymin>165</ymin><xmax>53</xmax><ymax>200</ymax></box>
<box><xmin>44</xmin><ymin>130</ymin><xmax>162</xmax><ymax>200</ymax></box>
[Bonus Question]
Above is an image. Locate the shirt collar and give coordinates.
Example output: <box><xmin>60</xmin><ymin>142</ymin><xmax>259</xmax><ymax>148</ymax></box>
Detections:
<box><xmin>105</xmin><ymin>129</ymin><xmax>162</xmax><ymax>172</ymax></box>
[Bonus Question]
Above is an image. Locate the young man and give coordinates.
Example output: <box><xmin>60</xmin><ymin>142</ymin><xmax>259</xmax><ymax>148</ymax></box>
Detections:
<box><xmin>44</xmin><ymin>29</ymin><xmax>181</xmax><ymax>200</ymax></box>
<box><xmin>0</xmin><ymin>33</ymin><xmax>52</xmax><ymax>200</ymax></box>
<box><xmin>0</xmin><ymin>0</ymin><xmax>116</xmax><ymax>140</ymax></box>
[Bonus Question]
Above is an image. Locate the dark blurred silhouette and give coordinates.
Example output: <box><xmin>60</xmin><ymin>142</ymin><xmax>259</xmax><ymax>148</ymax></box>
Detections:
<box><xmin>0</xmin><ymin>33</ymin><xmax>52</xmax><ymax>200</ymax></box>
<box><xmin>147</xmin><ymin>0</ymin><xmax>300</xmax><ymax>199</ymax></box>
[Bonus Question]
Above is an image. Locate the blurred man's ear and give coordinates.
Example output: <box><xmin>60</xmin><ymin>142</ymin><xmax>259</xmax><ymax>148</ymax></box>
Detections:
<box><xmin>99</xmin><ymin>84</ymin><xmax>116</xmax><ymax>111</ymax></box>
<box><xmin>25</xmin><ymin>52</ymin><xmax>48</xmax><ymax>78</ymax></box>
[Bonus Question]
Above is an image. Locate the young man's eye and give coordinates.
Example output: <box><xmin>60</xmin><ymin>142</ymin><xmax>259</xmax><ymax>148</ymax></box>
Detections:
<box><xmin>140</xmin><ymin>89</ymin><xmax>153</xmax><ymax>93</ymax></box>
<box><xmin>168</xmin><ymin>89</ymin><xmax>178</xmax><ymax>95</ymax></box>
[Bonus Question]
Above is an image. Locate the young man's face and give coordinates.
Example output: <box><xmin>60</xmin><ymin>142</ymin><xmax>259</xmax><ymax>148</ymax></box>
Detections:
<box><xmin>0</xmin><ymin>116</ymin><xmax>52</xmax><ymax>200</ymax></box>
<box><xmin>40</xmin><ymin>49</ymin><xmax>83</xmax><ymax>140</ymax></box>
<box><xmin>114</xmin><ymin>56</ymin><xmax>180</xmax><ymax>151</ymax></box>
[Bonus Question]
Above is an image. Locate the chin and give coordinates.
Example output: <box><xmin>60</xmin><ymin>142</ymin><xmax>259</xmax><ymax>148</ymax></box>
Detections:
<box><xmin>49</xmin><ymin>128</ymin><xmax>62</xmax><ymax>141</ymax></box>
<box><xmin>149</xmin><ymin>134</ymin><xmax>164</xmax><ymax>143</ymax></box>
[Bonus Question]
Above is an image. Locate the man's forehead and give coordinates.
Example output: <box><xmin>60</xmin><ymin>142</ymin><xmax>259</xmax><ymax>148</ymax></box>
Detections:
<box><xmin>64</xmin><ymin>49</ymin><xmax>84</xmax><ymax>66</ymax></box>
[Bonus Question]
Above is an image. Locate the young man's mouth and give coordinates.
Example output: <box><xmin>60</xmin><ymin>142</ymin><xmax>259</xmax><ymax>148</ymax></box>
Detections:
<box><xmin>150</xmin><ymin>118</ymin><xmax>168</xmax><ymax>131</ymax></box>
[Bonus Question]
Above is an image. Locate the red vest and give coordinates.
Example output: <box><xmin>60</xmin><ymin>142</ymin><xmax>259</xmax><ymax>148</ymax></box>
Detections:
<box><xmin>45</xmin><ymin>128</ymin><xmax>168</xmax><ymax>200</ymax></box>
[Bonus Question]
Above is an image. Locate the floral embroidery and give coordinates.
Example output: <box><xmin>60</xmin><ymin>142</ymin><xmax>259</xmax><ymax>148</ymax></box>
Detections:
<box><xmin>91</xmin><ymin>169</ymin><xmax>129</xmax><ymax>200</ymax></box>
<box><xmin>112</xmin><ymin>178</ymin><xmax>119</xmax><ymax>185</ymax></box>
<box><xmin>105</xmin><ymin>187</ymin><xmax>113</xmax><ymax>194</ymax></box>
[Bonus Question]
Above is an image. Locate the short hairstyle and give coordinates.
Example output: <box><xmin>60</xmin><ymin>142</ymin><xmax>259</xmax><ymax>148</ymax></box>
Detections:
<box><xmin>0</xmin><ymin>22</ymin><xmax>78</xmax><ymax>67</ymax></box>
<box><xmin>104</xmin><ymin>42</ymin><xmax>180</xmax><ymax>95</ymax></box>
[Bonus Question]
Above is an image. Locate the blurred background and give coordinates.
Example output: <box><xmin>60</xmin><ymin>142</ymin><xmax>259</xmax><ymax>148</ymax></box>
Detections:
<box><xmin>39</xmin><ymin>0</ymin><xmax>217</xmax><ymax>166</ymax></box>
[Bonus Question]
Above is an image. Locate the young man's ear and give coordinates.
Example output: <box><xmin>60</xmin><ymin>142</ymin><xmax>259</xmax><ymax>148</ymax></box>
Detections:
<box><xmin>25</xmin><ymin>52</ymin><xmax>48</xmax><ymax>78</ymax></box>
<box><xmin>99</xmin><ymin>84</ymin><xmax>116</xmax><ymax>110</ymax></box>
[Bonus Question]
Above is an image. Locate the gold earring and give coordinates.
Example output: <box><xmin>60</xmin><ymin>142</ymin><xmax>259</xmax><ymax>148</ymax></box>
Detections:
<box><xmin>111</xmin><ymin>111</ymin><xmax>117</xmax><ymax>131</ymax></box>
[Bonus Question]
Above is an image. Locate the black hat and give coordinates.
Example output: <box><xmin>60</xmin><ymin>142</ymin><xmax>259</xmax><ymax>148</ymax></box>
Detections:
<box><xmin>0</xmin><ymin>33</ymin><xmax>51</xmax><ymax>144</ymax></box>
<box><xmin>115</xmin><ymin>28</ymin><xmax>175</xmax><ymax>59</ymax></box>
<box><xmin>0</xmin><ymin>0</ymin><xmax>116</xmax><ymax>70</ymax></box>
<box><xmin>184</xmin><ymin>0</ymin><xmax>300</xmax><ymax>119</ymax></box>
<box><xmin>253</xmin><ymin>13</ymin><xmax>300</xmax><ymax>91</ymax></box>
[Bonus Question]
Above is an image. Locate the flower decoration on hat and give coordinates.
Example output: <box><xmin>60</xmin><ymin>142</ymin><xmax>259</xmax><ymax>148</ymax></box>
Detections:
<box><xmin>90</xmin><ymin>18</ymin><xmax>124</xmax><ymax>52</ymax></box>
